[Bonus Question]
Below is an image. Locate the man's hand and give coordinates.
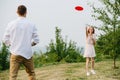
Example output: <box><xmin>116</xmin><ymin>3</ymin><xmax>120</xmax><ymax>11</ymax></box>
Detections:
<box><xmin>31</xmin><ymin>42</ymin><xmax>37</xmax><ymax>46</ymax></box>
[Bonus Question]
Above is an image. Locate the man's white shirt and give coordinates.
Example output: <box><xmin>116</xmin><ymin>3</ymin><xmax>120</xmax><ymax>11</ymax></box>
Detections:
<box><xmin>3</xmin><ymin>17</ymin><xmax>39</xmax><ymax>59</ymax></box>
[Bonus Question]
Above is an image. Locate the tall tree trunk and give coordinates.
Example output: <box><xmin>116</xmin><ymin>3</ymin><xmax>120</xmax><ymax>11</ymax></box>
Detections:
<box><xmin>113</xmin><ymin>58</ymin><xmax>116</xmax><ymax>68</ymax></box>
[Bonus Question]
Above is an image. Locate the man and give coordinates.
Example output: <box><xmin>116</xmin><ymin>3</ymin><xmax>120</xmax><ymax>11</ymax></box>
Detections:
<box><xmin>3</xmin><ymin>5</ymin><xmax>39</xmax><ymax>80</ymax></box>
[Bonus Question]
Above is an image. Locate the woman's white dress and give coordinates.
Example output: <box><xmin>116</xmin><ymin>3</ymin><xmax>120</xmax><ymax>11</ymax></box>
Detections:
<box><xmin>84</xmin><ymin>34</ymin><xmax>96</xmax><ymax>57</ymax></box>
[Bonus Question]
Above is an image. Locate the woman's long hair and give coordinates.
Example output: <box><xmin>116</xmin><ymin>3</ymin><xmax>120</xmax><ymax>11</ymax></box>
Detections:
<box><xmin>86</xmin><ymin>26</ymin><xmax>95</xmax><ymax>37</ymax></box>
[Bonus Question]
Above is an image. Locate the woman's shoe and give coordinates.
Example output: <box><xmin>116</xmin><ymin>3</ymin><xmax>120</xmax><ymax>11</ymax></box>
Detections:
<box><xmin>86</xmin><ymin>72</ymin><xmax>90</xmax><ymax>76</ymax></box>
<box><xmin>91</xmin><ymin>70</ymin><xmax>96</xmax><ymax>74</ymax></box>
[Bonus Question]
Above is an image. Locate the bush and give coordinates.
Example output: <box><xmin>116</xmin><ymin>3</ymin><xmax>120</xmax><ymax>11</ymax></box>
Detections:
<box><xmin>33</xmin><ymin>53</ymin><xmax>60</xmax><ymax>68</ymax></box>
<box><xmin>0</xmin><ymin>43</ymin><xmax>10</xmax><ymax>71</ymax></box>
<box><xmin>33</xmin><ymin>53</ymin><xmax>46</xmax><ymax>68</ymax></box>
<box><xmin>45</xmin><ymin>52</ymin><xmax>58</xmax><ymax>62</ymax></box>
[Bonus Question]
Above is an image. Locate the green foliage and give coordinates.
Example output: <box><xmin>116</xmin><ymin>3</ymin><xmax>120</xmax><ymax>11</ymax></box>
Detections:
<box><xmin>46</xmin><ymin>27</ymin><xmax>85</xmax><ymax>63</ymax></box>
<box><xmin>33</xmin><ymin>53</ymin><xmax>45</xmax><ymax>67</ymax></box>
<box><xmin>45</xmin><ymin>52</ymin><xmax>58</xmax><ymax>62</ymax></box>
<box><xmin>33</xmin><ymin>53</ymin><xmax>59</xmax><ymax>68</ymax></box>
<box><xmin>92</xmin><ymin>0</ymin><xmax>120</xmax><ymax>68</ymax></box>
<box><xmin>0</xmin><ymin>43</ymin><xmax>10</xmax><ymax>71</ymax></box>
<box><xmin>96</xmin><ymin>28</ymin><xmax>120</xmax><ymax>56</ymax></box>
<box><xmin>64</xmin><ymin>41</ymin><xmax>85</xmax><ymax>63</ymax></box>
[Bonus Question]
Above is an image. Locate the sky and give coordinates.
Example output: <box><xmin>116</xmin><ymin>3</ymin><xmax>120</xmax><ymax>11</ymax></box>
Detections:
<box><xmin>0</xmin><ymin>0</ymin><xmax>102</xmax><ymax>52</ymax></box>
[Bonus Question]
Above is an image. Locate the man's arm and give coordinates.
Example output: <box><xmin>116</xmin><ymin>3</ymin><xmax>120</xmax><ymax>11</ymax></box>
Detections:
<box><xmin>2</xmin><ymin>25</ymin><xmax>11</xmax><ymax>46</ymax></box>
<box><xmin>32</xmin><ymin>26</ymin><xmax>39</xmax><ymax>46</ymax></box>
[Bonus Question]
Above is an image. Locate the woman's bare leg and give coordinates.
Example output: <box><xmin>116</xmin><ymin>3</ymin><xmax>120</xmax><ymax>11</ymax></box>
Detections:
<box><xmin>91</xmin><ymin>57</ymin><xmax>96</xmax><ymax>74</ymax></box>
<box><xmin>86</xmin><ymin>57</ymin><xmax>90</xmax><ymax>72</ymax></box>
<box><xmin>91</xmin><ymin>57</ymin><xmax>95</xmax><ymax>70</ymax></box>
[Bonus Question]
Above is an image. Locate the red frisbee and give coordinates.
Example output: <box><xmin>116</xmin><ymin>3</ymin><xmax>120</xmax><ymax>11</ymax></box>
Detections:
<box><xmin>75</xmin><ymin>6</ymin><xmax>84</xmax><ymax>11</ymax></box>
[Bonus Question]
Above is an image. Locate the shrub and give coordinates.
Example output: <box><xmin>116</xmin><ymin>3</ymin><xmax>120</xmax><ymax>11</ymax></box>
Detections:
<box><xmin>0</xmin><ymin>43</ymin><xmax>10</xmax><ymax>71</ymax></box>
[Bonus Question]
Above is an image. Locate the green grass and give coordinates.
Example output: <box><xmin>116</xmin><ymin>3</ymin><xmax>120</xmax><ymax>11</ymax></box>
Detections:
<box><xmin>0</xmin><ymin>60</ymin><xmax>120</xmax><ymax>80</ymax></box>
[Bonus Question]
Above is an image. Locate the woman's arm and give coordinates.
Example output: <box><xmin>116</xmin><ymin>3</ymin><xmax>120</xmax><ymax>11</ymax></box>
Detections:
<box><xmin>92</xmin><ymin>34</ymin><xmax>96</xmax><ymax>45</ymax></box>
<box><xmin>86</xmin><ymin>27</ymin><xmax>88</xmax><ymax>37</ymax></box>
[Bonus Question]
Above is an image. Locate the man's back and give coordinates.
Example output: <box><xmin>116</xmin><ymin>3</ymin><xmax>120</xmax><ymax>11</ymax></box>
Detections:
<box><xmin>3</xmin><ymin>17</ymin><xmax>39</xmax><ymax>59</ymax></box>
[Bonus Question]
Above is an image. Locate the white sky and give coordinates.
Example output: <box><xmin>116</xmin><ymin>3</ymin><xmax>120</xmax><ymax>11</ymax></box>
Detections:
<box><xmin>0</xmin><ymin>0</ymin><xmax>102</xmax><ymax>52</ymax></box>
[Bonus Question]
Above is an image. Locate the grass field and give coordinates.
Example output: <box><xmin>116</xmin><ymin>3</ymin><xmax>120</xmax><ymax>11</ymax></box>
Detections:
<box><xmin>0</xmin><ymin>60</ymin><xmax>120</xmax><ymax>80</ymax></box>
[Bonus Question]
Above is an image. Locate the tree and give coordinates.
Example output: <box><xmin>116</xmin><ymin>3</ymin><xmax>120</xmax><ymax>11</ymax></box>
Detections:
<box><xmin>46</xmin><ymin>27</ymin><xmax>84</xmax><ymax>62</ymax></box>
<box><xmin>92</xmin><ymin>0</ymin><xmax>120</xmax><ymax>68</ymax></box>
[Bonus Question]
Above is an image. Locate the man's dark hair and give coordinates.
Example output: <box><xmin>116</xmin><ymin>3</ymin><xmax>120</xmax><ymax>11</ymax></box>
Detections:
<box><xmin>17</xmin><ymin>5</ymin><xmax>27</xmax><ymax>16</ymax></box>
